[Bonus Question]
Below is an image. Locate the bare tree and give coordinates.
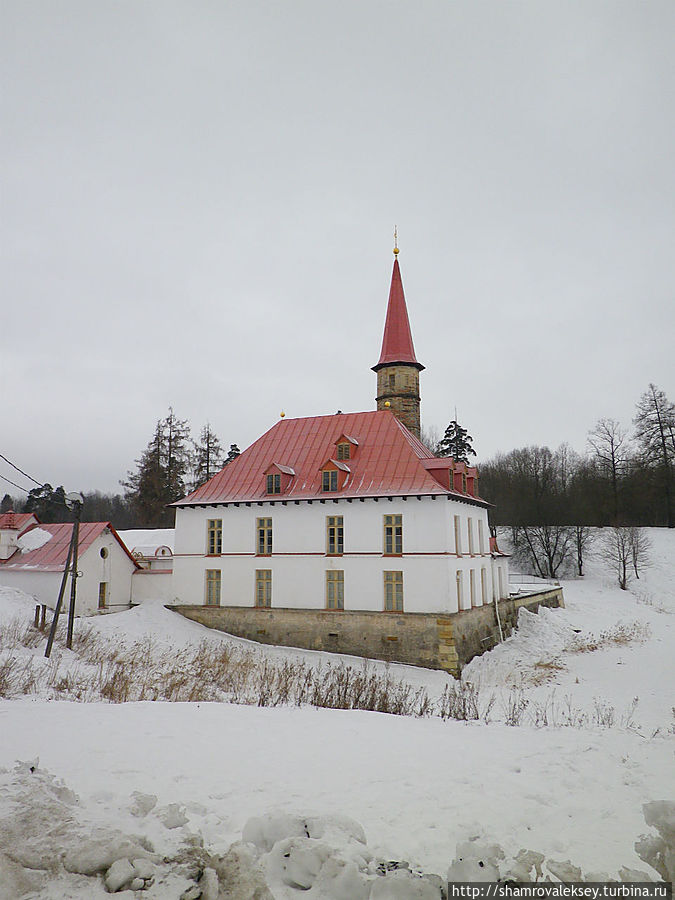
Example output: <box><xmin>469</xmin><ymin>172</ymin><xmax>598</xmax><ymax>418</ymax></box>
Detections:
<box><xmin>588</xmin><ymin>418</ymin><xmax>629</xmax><ymax>524</ymax></box>
<box><xmin>420</xmin><ymin>424</ymin><xmax>441</xmax><ymax>456</ymax></box>
<box><xmin>599</xmin><ymin>527</ymin><xmax>632</xmax><ymax>590</ymax></box>
<box><xmin>628</xmin><ymin>526</ymin><xmax>651</xmax><ymax>579</ymax></box>
<box><xmin>573</xmin><ymin>524</ymin><xmax>594</xmax><ymax>577</ymax></box>
<box><xmin>512</xmin><ymin>524</ymin><xmax>574</xmax><ymax>579</ymax></box>
<box><xmin>634</xmin><ymin>384</ymin><xmax>675</xmax><ymax>528</ymax></box>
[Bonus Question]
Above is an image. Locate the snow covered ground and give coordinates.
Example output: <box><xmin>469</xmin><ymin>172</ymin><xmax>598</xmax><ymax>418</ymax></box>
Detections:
<box><xmin>0</xmin><ymin>528</ymin><xmax>673</xmax><ymax>897</ymax></box>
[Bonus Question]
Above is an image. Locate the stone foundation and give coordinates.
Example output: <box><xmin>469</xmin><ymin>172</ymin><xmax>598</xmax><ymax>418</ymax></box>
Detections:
<box><xmin>169</xmin><ymin>588</ymin><xmax>563</xmax><ymax>677</ymax></box>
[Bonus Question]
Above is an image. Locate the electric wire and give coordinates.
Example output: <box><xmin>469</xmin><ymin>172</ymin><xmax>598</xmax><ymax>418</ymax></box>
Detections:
<box><xmin>0</xmin><ymin>452</ymin><xmax>42</xmax><ymax>486</ymax></box>
<box><xmin>0</xmin><ymin>471</ymin><xmax>31</xmax><ymax>493</ymax></box>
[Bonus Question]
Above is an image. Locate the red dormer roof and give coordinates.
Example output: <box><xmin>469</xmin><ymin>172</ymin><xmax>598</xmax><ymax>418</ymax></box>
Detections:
<box><xmin>372</xmin><ymin>258</ymin><xmax>424</xmax><ymax>372</ymax></box>
<box><xmin>176</xmin><ymin>410</ymin><xmax>488</xmax><ymax>506</ymax></box>
<box><xmin>0</xmin><ymin>522</ymin><xmax>140</xmax><ymax>572</ymax></box>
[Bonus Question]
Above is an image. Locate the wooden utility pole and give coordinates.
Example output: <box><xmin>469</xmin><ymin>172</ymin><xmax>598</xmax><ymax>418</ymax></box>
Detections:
<box><xmin>66</xmin><ymin>498</ymin><xmax>82</xmax><ymax>649</ymax></box>
<box><xmin>44</xmin><ymin>492</ymin><xmax>84</xmax><ymax>658</ymax></box>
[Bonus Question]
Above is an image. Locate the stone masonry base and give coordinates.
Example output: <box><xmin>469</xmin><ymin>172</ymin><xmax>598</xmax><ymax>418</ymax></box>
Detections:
<box><xmin>169</xmin><ymin>589</ymin><xmax>563</xmax><ymax>677</ymax></box>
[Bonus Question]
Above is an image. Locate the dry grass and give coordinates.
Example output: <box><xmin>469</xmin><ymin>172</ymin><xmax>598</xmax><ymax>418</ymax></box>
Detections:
<box><xmin>0</xmin><ymin>617</ymin><xmax>647</xmax><ymax>731</ymax></box>
<box><xmin>566</xmin><ymin>621</ymin><xmax>651</xmax><ymax>654</ymax></box>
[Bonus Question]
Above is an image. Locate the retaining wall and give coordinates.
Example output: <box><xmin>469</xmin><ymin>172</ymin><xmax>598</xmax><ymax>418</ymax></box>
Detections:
<box><xmin>169</xmin><ymin>588</ymin><xmax>563</xmax><ymax>676</ymax></box>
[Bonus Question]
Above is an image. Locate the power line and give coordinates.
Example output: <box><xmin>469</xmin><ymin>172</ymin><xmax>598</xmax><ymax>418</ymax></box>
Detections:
<box><xmin>0</xmin><ymin>472</ymin><xmax>31</xmax><ymax>493</ymax></box>
<box><xmin>0</xmin><ymin>452</ymin><xmax>42</xmax><ymax>486</ymax></box>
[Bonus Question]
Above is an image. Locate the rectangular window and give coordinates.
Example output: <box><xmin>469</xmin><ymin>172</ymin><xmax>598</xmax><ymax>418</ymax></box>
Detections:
<box><xmin>470</xmin><ymin>569</ymin><xmax>476</xmax><ymax>607</ymax></box>
<box><xmin>388</xmin><ymin>373</ymin><xmax>396</xmax><ymax>390</ymax></box>
<box><xmin>454</xmin><ymin>515</ymin><xmax>462</xmax><ymax>555</ymax></box>
<box><xmin>478</xmin><ymin>519</ymin><xmax>485</xmax><ymax>555</ymax></box>
<box><xmin>467</xmin><ymin>518</ymin><xmax>474</xmax><ymax>555</ymax></box>
<box><xmin>336</xmin><ymin>443</ymin><xmax>350</xmax><ymax>461</ymax></box>
<box><xmin>266</xmin><ymin>473</ymin><xmax>281</xmax><ymax>494</ymax></box>
<box><xmin>384</xmin><ymin>571</ymin><xmax>403</xmax><ymax>611</ymax></box>
<box><xmin>326</xmin><ymin>516</ymin><xmax>344</xmax><ymax>555</ymax></box>
<box><xmin>98</xmin><ymin>582</ymin><xmax>108</xmax><ymax>609</ymax></box>
<box><xmin>462</xmin><ymin>473</ymin><xmax>467</xmax><ymax>493</ymax></box>
<box><xmin>207</xmin><ymin>519</ymin><xmax>222</xmax><ymax>556</ymax></box>
<box><xmin>481</xmin><ymin>568</ymin><xmax>488</xmax><ymax>604</ymax></box>
<box><xmin>256</xmin><ymin>517</ymin><xmax>272</xmax><ymax>555</ymax></box>
<box><xmin>322</xmin><ymin>470</ymin><xmax>338</xmax><ymax>492</ymax></box>
<box><xmin>205</xmin><ymin>569</ymin><xmax>221</xmax><ymax>606</ymax></box>
<box><xmin>326</xmin><ymin>570</ymin><xmax>344</xmax><ymax>609</ymax></box>
<box><xmin>383</xmin><ymin>514</ymin><xmax>403</xmax><ymax>555</ymax></box>
<box><xmin>255</xmin><ymin>569</ymin><xmax>272</xmax><ymax>607</ymax></box>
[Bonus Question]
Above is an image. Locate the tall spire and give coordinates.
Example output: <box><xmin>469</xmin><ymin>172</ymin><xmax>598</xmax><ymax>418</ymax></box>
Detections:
<box><xmin>372</xmin><ymin>251</ymin><xmax>424</xmax><ymax>373</ymax></box>
<box><xmin>372</xmin><ymin>243</ymin><xmax>424</xmax><ymax>439</ymax></box>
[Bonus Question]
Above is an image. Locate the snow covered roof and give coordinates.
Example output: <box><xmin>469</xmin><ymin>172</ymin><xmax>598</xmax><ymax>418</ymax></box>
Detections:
<box><xmin>0</xmin><ymin>523</ymin><xmax>140</xmax><ymax>572</ymax></box>
<box><xmin>176</xmin><ymin>410</ymin><xmax>488</xmax><ymax>506</ymax></box>
<box><xmin>117</xmin><ymin>529</ymin><xmax>175</xmax><ymax>555</ymax></box>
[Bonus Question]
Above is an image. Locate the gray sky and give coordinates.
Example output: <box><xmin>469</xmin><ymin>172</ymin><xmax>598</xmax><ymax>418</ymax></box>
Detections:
<box><xmin>2</xmin><ymin>1</ymin><xmax>674</xmax><ymax>496</ymax></box>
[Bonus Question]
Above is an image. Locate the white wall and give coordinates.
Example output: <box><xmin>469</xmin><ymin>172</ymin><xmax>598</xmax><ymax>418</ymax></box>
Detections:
<box><xmin>131</xmin><ymin>570</ymin><xmax>177</xmax><ymax>603</ymax></box>
<box><xmin>173</xmin><ymin>496</ymin><xmax>502</xmax><ymax>615</ymax></box>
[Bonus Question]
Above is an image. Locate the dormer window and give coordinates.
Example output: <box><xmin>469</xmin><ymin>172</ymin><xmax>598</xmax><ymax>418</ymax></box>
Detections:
<box><xmin>320</xmin><ymin>458</ymin><xmax>350</xmax><ymax>492</ymax></box>
<box><xmin>264</xmin><ymin>463</ymin><xmax>295</xmax><ymax>495</ymax></box>
<box><xmin>334</xmin><ymin>434</ymin><xmax>358</xmax><ymax>463</ymax></box>
<box><xmin>462</xmin><ymin>473</ymin><xmax>467</xmax><ymax>493</ymax></box>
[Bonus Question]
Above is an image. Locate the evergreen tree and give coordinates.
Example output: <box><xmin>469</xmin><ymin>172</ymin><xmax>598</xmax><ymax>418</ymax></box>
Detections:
<box><xmin>437</xmin><ymin>419</ymin><xmax>476</xmax><ymax>463</ymax></box>
<box><xmin>1</xmin><ymin>493</ymin><xmax>14</xmax><ymax>514</ymax></box>
<box><xmin>193</xmin><ymin>424</ymin><xmax>224</xmax><ymax>489</ymax></box>
<box><xmin>122</xmin><ymin>409</ymin><xmax>192</xmax><ymax>526</ymax></box>
<box><xmin>23</xmin><ymin>483</ymin><xmax>69</xmax><ymax>522</ymax></box>
<box><xmin>633</xmin><ymin>384</ymin><xmax>675</xmax><ymax>528</ymax></box>
<box><xmin>225</xmin><ymin>443</ymin><xmax>241</xmax><ymax>465</ymax></box>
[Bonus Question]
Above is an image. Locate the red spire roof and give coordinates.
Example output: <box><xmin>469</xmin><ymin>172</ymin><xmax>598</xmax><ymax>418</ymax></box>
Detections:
<box><xmin>372</xmin><ymin>258</ymin><xmax>424</xmax><ymax>372</ymax></box>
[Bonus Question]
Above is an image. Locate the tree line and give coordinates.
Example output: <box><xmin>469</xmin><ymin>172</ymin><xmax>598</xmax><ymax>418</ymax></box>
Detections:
<box><xmin>477</xmin><ymin>384</ymin><xmax>674</xmax><ymax>529</ymax></box>
<box><xmin>2</xmin><ymin>409</ymin><xmax>239</xmax><ymax>530</ymax></box>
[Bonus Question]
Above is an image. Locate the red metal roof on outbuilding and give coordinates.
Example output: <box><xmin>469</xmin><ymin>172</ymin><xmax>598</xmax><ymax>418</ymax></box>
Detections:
<box><xmin>176</xmin><ymin>410</ymin><xmax>486</xmax><ymax>506</ymax></box>
<box><xmin>0</xmin><ymin>522</ymin><xmax>140</xmax><ymax>571</ymax></box>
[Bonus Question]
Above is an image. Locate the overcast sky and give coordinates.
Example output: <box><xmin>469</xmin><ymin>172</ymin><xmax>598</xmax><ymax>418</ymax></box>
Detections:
<box><xmin>2</xmin><ymin>1</ymin><xmax>674</xmax><ymax>496</ymax></box>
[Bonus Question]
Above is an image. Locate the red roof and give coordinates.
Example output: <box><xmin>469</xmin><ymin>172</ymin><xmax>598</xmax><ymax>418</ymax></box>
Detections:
<box><xmin>0</xmin><ymin>512</ymin><xmax>38</xmax><ymax>534</ymax></box>
<box><xmin>0</xmin><ymin>522</ymin><xmax>140</xmax><ymax>572</ymax></box>
<box><xmin>372</xmin><ymin>258</ymin><xmax>424</xmax><ymax>372</ymax></box>
<box><xmin>176</xmin><ymin>410</ymin><xmax>487</xmax><ymax>506</ymax></box>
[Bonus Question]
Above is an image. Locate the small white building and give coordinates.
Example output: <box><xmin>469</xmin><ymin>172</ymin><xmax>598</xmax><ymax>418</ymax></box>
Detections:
<box><xmin>0</xmin><ymin>513</ymin><xmax>139</xmax><ymax>615</ymax></box>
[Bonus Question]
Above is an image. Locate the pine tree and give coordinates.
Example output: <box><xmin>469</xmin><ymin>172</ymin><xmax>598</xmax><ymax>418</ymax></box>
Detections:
<box><xmin>633</xmin><ymin>384</ymin><xmax>675</xmax><ymax>528</ymax></box>
<box><xmin>1</xmin><ymin>494</ymin><xmax>14</xmax><ymax>514</ymax></box>
<box><xmin>437</xmin><ymin>420</ymin><xmax>476</xmax><ymax>464</ymax></box>
<box><xmin>193</xmin><ymin>424</ymin><xmax>224</xmax><ymax>489</ymax></box>
<box><xmin>122</xmin><ymin>409</ymin><xmax>192</xmax><ymax>526</ymax></box>
<box><xmin>225</xmin><ymin>444</ymin><xmax>241</xmax><ymax>465</ymax></box>
<box><xmin>23</xmin><ymin>483</ymin><xmax>69</xmax><ymax>522</ymax></box>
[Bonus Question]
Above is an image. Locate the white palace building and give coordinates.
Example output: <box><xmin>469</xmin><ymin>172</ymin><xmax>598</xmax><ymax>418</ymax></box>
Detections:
<box><xmin>169</xmin><ymin>247</ymin><xmax>519</xmax><ymax>671</ymax></box>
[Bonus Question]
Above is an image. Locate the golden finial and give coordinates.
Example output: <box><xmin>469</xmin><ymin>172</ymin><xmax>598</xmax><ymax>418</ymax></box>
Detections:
<box><xmin>393</xmin><ymin>226</ymin><xmax>399</xmax><ymax>256</ymax></box>
<box><xmin>384</xmin><ymin>400</ymin><xmax>391</xmax><ymax>407</ymax></box>
<box><xmin>280</xmin><ymin>411</ymin><xmax>285</xmax><ymax>418</ymax></box>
